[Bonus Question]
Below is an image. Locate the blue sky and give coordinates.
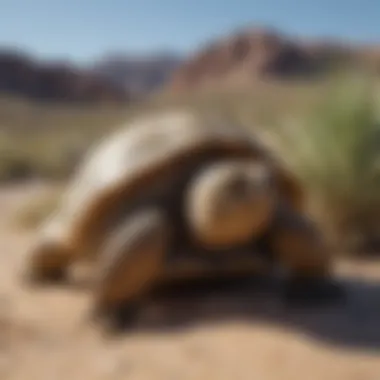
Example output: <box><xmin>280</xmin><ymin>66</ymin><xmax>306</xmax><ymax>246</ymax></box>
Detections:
<box><xmin>0</xmin><ymin>0</ymin><xmax>379</xmax><ymax>63</ymax></box>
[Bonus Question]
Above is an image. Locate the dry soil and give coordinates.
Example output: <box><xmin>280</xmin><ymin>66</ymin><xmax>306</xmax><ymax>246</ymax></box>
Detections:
<box><xmin>1</xmin><ymin>182</ymin><xmax>380</xmax><ymax>380</ymax></box>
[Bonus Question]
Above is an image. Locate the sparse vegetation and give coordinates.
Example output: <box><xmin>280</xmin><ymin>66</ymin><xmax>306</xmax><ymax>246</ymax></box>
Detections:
<box><xmin>0</xmin><ymin>95</ymin><xmax>131</xmax><ymax>181</ymax></box>
<box><xmin>267</xmin><ymin>74</ymin><xmax>380</xmax><ymax>252</ymax></box>
<box><xmin>0</xmin><ymin>79</ymin><xmax>334</xmax><ymax>182</ymax></box>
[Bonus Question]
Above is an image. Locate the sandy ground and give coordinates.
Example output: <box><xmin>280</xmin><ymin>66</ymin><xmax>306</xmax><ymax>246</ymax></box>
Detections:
<box><xmin>1</xmin><ymin>182</ymin><xmax>380</xmax><ymax>380</ymax></box>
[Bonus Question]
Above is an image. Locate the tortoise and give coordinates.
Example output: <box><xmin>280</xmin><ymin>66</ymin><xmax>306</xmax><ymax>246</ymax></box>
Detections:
<box><xmin>22</xmin><ymin>110</ymin><xmax>344</xmax><ymax>330</ymax></box>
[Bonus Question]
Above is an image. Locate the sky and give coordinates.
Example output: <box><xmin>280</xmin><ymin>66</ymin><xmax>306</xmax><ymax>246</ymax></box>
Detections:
<box><xmin>0</xmin><ymin>0</ymin><xmax>380</xmax><ymax>64</ymax></box>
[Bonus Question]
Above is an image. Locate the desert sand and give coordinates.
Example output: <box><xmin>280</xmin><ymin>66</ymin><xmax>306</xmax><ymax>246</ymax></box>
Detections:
<box><xmin>1</xmin><ymin>182</ymin><xmax>380</xmax><ymax>380</ymax></box>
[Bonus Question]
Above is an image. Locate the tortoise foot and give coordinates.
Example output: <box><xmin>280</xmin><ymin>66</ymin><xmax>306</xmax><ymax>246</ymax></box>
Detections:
<box><xmin>23</xmin><ymin>265</ymin><xmax>68</xmax><ymax>287</ymax></box>
<box><xmin>90</xmin><ymin>301</ymin><xmax>142</xmax><ymax>334</ymax></box>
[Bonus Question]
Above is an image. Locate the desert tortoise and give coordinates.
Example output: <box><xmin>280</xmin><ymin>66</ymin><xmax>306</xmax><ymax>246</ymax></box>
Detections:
<box><xmin>23</xmin><ymin>110</ymin><xmax>343</xmax><ymax>329</ymax></box>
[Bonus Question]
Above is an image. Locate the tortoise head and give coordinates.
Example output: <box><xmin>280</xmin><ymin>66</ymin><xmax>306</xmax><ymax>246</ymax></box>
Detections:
<box><xmin>185</xmin><ymin>159</ymin><xmax>278</xmax><ymax>250</ymax></box>
<box><xmin>21</xmin><ymin>215</ymin><xmax>75</xmax><ymax>285</ymax></box>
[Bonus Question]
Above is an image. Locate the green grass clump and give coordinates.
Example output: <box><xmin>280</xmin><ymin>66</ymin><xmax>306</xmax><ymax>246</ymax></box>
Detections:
<box><xmin>268</xmin><ymin>74</ymin><xmax>380</xmax><ymax>252</ymax></box>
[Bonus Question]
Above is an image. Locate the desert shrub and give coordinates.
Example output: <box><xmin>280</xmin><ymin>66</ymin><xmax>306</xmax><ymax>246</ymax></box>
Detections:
<box><xmin>268</xmin><ymin>74</ymin><xmax>380</xmax><ymax>253</ymax></box>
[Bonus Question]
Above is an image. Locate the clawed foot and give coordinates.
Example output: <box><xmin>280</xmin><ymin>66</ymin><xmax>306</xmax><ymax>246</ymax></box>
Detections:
<box><xmin>22</xmin><ymin>265</ymin><xmax>68</xmax><ymax>287</ymax></box>
<box><xmin>89</xmin><ymin>302</ymin><xmax>141</xmax><ymax>335</ymax></box>
<box><xmin>284</xmin><ymin>276</ymin><xmax>346</xmax><ymax>307</ymax></box>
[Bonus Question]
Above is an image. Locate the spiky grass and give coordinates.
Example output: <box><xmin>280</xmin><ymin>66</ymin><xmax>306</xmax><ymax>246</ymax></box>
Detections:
<box><xmin>268</xmin><ymin>74</ymin><xmax>380</xmax><ymax>251</ymax></box>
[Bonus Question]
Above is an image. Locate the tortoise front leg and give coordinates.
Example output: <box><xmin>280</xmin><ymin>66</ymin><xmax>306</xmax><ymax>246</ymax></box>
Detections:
<box><xmin>267</xmin><ymin>206</ymin><xmax>345</xmax><ymax>305</ymax></box>
<box><xmin>22</xmin><ymin>215</ymin><xmax>75</xmax><ymax>285</ymax></box>
<box><xmin>91</xmin><ymin>208</ymin><xmax>170</xmax><ymax>332</ymax></box>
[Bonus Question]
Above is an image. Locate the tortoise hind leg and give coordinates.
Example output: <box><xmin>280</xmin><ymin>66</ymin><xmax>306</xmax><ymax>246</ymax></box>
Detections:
<box><xmin>91</xmin><ymin>208</ymin><xmax>170</xmax><ymax>332</ymax></box>
<box><xmin>267</xmin><ymin>206</ymin><xmax>345</xmax><ymax>305</ymax></box>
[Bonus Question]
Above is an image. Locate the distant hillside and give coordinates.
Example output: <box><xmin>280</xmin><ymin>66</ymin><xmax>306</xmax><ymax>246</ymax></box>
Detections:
<box><xmin>167</xmin><ymin>27</ymin><xmax>380</xmax><ymax>92</ymax></box>
<box><xmin>1</xmin><ymin>27</ymin><xmax>380</xmax><ymax>104</ymax></box>
<box><xmin>0</xmin><ymin>49</ymin><xmax>131</xmax><ymax>104</ymax></box>
<box><xmin>90</xmin><ymin>53</ymin><xmax>183</xmax><ymax>96</ymax></box>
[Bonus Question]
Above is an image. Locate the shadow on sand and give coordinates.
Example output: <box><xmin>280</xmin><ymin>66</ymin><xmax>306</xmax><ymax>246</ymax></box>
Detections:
<box><xmin>111</xmin><ymin>272</ymin><xmax>380</xmax><ymax>353</ymax></box>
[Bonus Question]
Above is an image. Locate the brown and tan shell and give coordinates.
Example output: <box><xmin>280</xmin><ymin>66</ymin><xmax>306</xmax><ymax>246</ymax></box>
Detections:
<box><xmin>31</xmin><ymin>110</ymin><xmax>305</xmax><ymax>266</ymax></box>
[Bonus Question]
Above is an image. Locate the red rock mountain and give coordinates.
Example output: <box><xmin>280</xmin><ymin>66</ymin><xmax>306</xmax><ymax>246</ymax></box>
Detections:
<box><xmin>1</xmin><ymin>28</ymin><xmax>380</xmax><ymax>102</ymax></box>
<box><xmin>167</xmin><ymin>27</ymin><xmax>380</xmax><ymax>92</ymax></box>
